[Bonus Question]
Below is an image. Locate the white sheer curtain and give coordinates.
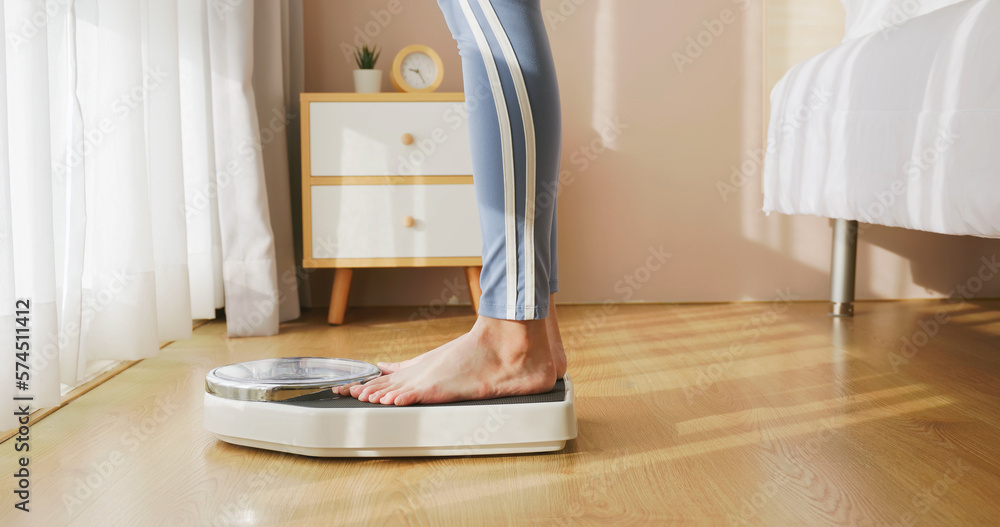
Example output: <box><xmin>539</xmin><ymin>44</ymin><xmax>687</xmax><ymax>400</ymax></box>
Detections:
<box><xmin>0</xmin><ymin>0</ymin><xmax>301</xmax><ymax>430</ymax></box>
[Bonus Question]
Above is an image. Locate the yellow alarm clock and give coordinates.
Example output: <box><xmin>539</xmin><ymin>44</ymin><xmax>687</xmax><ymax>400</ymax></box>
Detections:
<box><xmin>390</xmin><ymin>45</ymin><xmax>445</xmax><ymax>93</ymax></box>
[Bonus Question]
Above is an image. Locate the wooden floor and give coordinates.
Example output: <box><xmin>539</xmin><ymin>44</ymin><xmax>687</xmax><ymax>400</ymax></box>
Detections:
<box><xmin>3</xmin><ymin>300</ymin><xmax>1000</xmax><ymax>526</ymax></box>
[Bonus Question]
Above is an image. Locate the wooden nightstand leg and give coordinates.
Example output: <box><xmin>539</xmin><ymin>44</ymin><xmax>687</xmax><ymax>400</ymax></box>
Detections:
<box><xmin>328</xmin><ymin>268</ymin><xmax>353</xmax><ymax>325</ymax></box>
<box><xmin>465</xmin><ymin>266</ymin><xmax>482</xmax><ymax>315</ymax></box>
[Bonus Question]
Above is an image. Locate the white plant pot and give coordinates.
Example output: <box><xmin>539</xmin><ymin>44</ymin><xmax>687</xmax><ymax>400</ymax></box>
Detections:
<box><xmin>353</xmin><ymin>69</ymin><xmax>382</xmax><ymax>93</ymax></box>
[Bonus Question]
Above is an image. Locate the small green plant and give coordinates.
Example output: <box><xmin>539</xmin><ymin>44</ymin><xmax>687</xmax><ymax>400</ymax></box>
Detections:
<box><xmin>353</xmin><ymin>44</ymin><xmax>381</xmax><ymax>70</ymax></box>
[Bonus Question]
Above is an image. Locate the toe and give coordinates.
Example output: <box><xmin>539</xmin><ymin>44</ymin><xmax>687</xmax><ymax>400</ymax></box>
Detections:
<box><xmin>357</xmin><ymin>385</ymin><xmax>377</xmax><ymax>401</ymax></box>
<box><xmin>369</xmin><ymin>384</ymin><xmax>395</xmax><ymax>403</ymax></box>
<box><xmin>379</xmin><ymin>388</ymin><xmax>408</xmax><ymax>405</ymax></box>
<box><xmin>393</xmin><ymin>390</ymin><xmax>417</xmax><ymax>406</ymax></box>
<box><xmin>356</xmin><ymin>378</ymin><xmax>388</xmax><ymax>401</ymax></box>
<box><xmin>335</xmin><ymin>382</ymin><xmax>359</xmax><ymax>397</ymax></box>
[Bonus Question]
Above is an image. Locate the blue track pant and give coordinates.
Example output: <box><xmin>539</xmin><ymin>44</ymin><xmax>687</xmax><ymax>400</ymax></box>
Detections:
<box><xmin>438</xmin><ymin>0</ymin><xmax>562</xmax><ymax>320</ymax></box>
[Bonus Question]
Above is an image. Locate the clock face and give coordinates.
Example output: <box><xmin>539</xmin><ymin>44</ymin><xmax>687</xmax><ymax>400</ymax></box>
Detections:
<box><xmin>400</xmin><ymin>52</ymin><xmax>438</xmax><ymax>90</ymax></box>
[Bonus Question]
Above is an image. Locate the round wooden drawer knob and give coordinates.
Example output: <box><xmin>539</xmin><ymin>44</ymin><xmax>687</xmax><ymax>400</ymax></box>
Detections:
<box><xmin>401</xmin><ymin>133</ymin><xmax>415</xmax><ymax>146</ymax></box>
<box><xmin>402</xmin><ymin>216</ymin><xmax>416</xmax><ymax>228</ymax></box>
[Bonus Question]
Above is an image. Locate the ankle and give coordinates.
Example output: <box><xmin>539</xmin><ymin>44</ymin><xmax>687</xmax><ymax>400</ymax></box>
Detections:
<box><xmin>472</xmin><ymin>317</ymin><xmax>548</xmax><ymax>363</ymax></box>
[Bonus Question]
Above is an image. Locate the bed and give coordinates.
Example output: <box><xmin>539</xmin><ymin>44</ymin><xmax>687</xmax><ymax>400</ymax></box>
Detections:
<box><xmin>763</xmin><ymin>0</ymin><xmax>1000</xmax><ymax>315</ymax></box>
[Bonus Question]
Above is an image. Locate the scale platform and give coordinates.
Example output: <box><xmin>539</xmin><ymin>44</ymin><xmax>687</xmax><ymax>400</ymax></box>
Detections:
<box><xmin>203</xmin><ymin>357</ymin><xmax>577</xmax><ymax>457</ymax></box>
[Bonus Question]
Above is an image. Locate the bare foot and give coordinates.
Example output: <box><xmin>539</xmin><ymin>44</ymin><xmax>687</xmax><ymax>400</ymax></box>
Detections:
<box><xmin>348</xmin><ymin>316</ymin><xmax>556</xmax><ymax>406</ymax></box>
<box><xmin>332</xmin><ymin>325</ymin><xmax>462</xmax><ymax>397</ymax></box>
<box><xmin>374</xmin><ymin>335</ymin><xmax>457</xmax><ymax>374</ymax></box>
<box><xmin>378</xmin><ymin>294</ymin><xmax>568</xmax><ymax>378</ymax></box>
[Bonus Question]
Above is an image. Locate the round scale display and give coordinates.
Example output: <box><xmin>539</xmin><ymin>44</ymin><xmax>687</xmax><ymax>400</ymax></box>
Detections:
<box><xmin>206</xmin><ymin>357</ymin><xmax>381</xmax><ymax>402</ymax></box>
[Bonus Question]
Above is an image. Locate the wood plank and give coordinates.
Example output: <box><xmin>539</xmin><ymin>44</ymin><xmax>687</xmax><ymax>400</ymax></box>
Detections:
<box><xmin>0</xmin><ymin>320</ymin><xmax>212</xmax><ymax>443</ymax></box>
<box><xmin>3</xmin><ymin>301</ymin><xmax>1000</xmax><ymax>525</ymax></box>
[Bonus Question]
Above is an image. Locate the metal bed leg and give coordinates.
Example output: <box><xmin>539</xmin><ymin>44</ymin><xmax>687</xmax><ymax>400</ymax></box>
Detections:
<box><xmin>830</xmin><ymin>219</ymin><xmax>858</xmax><ymax>317</ymax></box>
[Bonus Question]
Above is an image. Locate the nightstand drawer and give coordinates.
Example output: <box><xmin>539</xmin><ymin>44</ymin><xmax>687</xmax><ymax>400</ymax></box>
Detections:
<box><xmin>311</xmin><ymin>184</ymin><xmax>482</xmax><ymax>259</ymax></box>
<box><xmin>309</xmin><ymin>102</ymin><xmax>473</xmax><ymax>177</ymax></box>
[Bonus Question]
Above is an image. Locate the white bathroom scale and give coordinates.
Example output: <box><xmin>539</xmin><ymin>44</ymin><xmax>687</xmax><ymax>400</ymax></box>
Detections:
<box><xmin>203</xmin><ymin>357</ymin><xmax>577</xmax><ymax>457</ymax></box>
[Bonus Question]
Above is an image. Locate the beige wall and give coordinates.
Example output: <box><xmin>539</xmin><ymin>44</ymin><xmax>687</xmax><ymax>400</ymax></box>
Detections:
<box><xmin>301</xmin><ymin>0</ymin><xmax>1000</xmax><ymax>307</ymax></box>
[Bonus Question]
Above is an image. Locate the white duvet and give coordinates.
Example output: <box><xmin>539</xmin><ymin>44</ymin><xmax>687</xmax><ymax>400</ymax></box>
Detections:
<box><xmin>762</xmin><ymin>0</ymin><xmax>1000</xmax><ymax>238</ymax></box>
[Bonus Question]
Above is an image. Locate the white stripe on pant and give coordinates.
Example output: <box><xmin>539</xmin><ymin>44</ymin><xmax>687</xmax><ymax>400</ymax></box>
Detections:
<box><xmin>439</xmin><ymin>0</ymin><xmax>562</xmax><ymax>321</ymax></box>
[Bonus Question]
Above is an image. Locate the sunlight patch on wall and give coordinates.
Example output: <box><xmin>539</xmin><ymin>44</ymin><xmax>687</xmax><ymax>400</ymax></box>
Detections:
<box><xmin>590</xmin><ymin>0</ymin><xmax>619</xmax><ymax>148</ymax></box>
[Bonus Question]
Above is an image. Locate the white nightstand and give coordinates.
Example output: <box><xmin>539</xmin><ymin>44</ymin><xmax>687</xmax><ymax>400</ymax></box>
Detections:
<box><xmin>300</xmin><ymin>93</ymin><xmax>483</xmax><ymax>324</ymax></box>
